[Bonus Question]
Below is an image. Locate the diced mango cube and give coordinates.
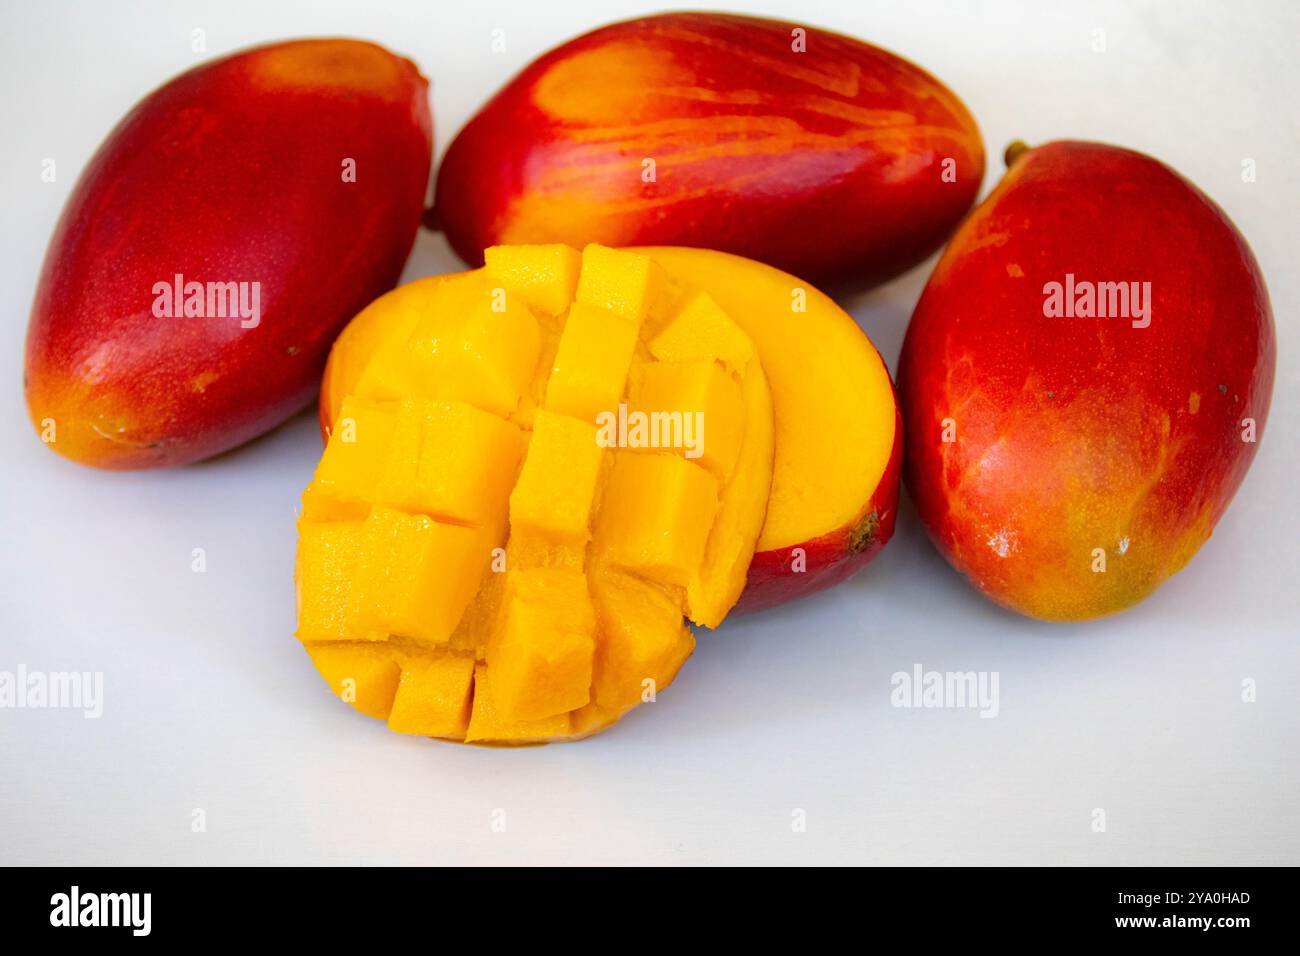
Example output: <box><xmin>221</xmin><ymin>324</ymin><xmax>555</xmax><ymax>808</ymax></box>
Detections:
<box><xmin>306</xmin><ymin>643</ymin><xmax>402</xmax><ymax>720</ymax></box>
<box><xmin>347</xmin><ymin>285</ymin><xmax>437</xmax><ymax>404</ymax></box>
<box><xmin>386</xmin><ymin>654</ymin><xmax>476</xmax><ymax>737</ymax></box>
<box><xmin>649</xmin><ymin>290</ymin><xmax>755</xmax><ymax>373</ymax></box>
<box><xmin>543</xmin><ymin>301</ymin><xmax>639</xmax><ymax>425</ymax></box>
<box><xmin>575</xmin><ymin>244</ymin><xmax>665</xmax><ymax>324</ymax></box>
<box><xmin>484</xmin><ymin>244</ymin><xmax>581</xmax><ymax>316</ymax></box>
<box><xmin>593</xmin><ymin>452</ymin><xmax>719</xmax><ymax>587</ymax></box>
<box><xmin>347</xmin><ymin>508</ymin><xmax>491</xmax><ymax>645</ymax></box>
<box><xmin>412</xmin><ymin>273</ymin><xmax>541</xmax><ymax>415</ymax></box>
<box><xmin>358</xmin><ymin>273</ymin><xmax>540</xmax><ymax>417</ymax></box>
<box><xmin>589</xmin><ymin>572</ymin><xmax>695</xmax><ymax>712</ymax></box>
<box><xmin>303</xmin><ymin>397</ymin><xmax>396</xmax><ymax>520</ymax></box>
<box><xmin>375</xmin><ymin>398</ymin><xmax>524</xmax><ymax>529</ymax></box>
<box><xmin>465</xmin><ymin>663</ymin><xmax>572</xmax><ymax>743</ymax></box>
<box><xmin>295</xmin><ymin>521</ymin><xmax>366</xmax><ymax>642</ymax></box>
<box><xmin>509</xmin><ymin>410</ymin><xmax>605</xmax><ymax>546</ymax></box>
<box><xmin>632</xmin><ymin>360</ymin><xmax>745</xmax><ymax>480</ymax></box>
<box><xmin>484</xmin><ymin>569</ymin><xmax>596</xmax><ymax>720</ymax></box>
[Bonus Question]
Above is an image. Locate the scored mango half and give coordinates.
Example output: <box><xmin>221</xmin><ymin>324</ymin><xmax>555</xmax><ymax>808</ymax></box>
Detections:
<box><xmin>295</xmin><ymin>244</ymin><xmax>775</xmax><ymax>743</ymax></box>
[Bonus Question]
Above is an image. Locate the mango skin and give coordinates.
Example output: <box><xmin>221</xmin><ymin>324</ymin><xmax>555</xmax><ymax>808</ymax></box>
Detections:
<box><xmin>435</xmin><ymin>13</ymin><xmax>984</xmax><ymax>287</ymax></box>
<box><xmin>736</xmin><ymin>406</ymin><xmax>902</xmax><ymax>614</ymax></box>
<box><xmin>898</xmin><ymin>141</ymin><xmax>1276</xmax><ymax>621</ymax></box>
<box><xmin>25</xmin><ymin>39</ymin><xmax>433</xmax><ymax>469</ymax></box>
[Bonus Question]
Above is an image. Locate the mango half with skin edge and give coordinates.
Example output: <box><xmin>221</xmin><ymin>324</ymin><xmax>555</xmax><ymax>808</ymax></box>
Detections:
<box><xmin>433</xmin><ymin>11</ymin><xmax>984</xmax><ymax>289</ymax></box>
<box><xmin>25</xmin><ymin>38</ymin><xmax>433</xmax><ymax>469</ymax></box>
<box><xmin>898</xmin><ymin>140</ymin><xmax>1276</xmax><ymax>621</ymax></box>
<box><xmin>321</xmin><ymin>247</ymin><xmax>902</xmax><ymax>615</ymax></box>
<box><xmin>296</xmin><ymin>244</ymin><xmax>776</xmax><ymax>743</ymax></box>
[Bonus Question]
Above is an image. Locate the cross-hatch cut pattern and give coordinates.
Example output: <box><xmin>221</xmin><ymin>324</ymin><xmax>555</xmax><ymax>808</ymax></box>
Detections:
<box><xmin>294</xmin><ymin>243</ymin><xmax>773</xmax><ymax>744</ymax></box>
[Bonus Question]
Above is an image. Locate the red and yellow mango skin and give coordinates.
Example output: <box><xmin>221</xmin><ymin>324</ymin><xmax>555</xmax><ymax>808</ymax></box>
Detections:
<box><xmin>434</xmin><ymin>13</ymin><xmax>984</xmax><ymax>288</ymax></box>
<box><xmin>898</xmin><ymin>141</ymin><xmax>1276</xmax><ymax>621</ymax></box>
<box><xmin>737</xmin><ymin>406</ymin><xmax>902</xmax><ymax>614</ymax></box>
<box><xmin>25</xmin><ymin>39</ymin><xmax>433</xmax><ymax>469</ymax></box>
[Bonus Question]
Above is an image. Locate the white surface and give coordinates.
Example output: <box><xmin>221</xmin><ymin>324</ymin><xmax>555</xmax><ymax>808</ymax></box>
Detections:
<box><xmin>2</xmin><ymin>0</ymin><xmax>1297</xmax><ymax>866</ymax></box>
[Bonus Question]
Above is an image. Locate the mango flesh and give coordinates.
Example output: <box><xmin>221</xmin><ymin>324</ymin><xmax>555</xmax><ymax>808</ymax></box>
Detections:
<box><xmin>434</xmin><ymin>12</ymin><xmax>984</xmax><ymax>288</ymax></box>
<box><xmin>321</xmin><ymin>247</ymin><xmax>902</xmax><ymax>614</ymax></box>
<box><xmin>898</xmin><ymin>140</ymin><xmax>1276</xmax><ymax>621</ymax></box>
<box><xmin>296</xmin><ymin>244</ymin><xmax>776</xmax><ymax>743</ymax></box>
<box><xmin>25</xmin><ymin>39</ymin><xmax>432</xmax><ymax>469</ymax></box>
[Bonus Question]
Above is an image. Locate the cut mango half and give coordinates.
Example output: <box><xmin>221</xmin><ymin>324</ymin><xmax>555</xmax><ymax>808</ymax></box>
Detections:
<box><xmin>296</xmin><ymin>244</ymin><xmax>775</xmax><ymax>743</ymax></box>
<box><xmin>322</xmin><ymin>247</ymin><xmax>902</xmax><ymax>615</ymax></box>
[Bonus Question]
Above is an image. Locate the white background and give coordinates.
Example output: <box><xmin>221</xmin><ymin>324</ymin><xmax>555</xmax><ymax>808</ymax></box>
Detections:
<box><xmin>2</xmin><ymin>0</ymin><xmax>1296</xmax><ymax>865</ymax></box>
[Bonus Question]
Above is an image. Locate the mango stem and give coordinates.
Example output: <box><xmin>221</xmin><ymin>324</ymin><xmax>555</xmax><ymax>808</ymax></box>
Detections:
<box><xmin>1003</xmin><ymin>140</ymin><xmax>1031</xmax><ymax>168</ymax></box>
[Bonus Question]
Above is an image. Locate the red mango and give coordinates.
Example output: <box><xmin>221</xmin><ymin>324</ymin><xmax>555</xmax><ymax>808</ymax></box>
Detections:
<box><xmin>435</xmin><ymin>12</ymin><xmax>984</xmax><ymax>287</ymax></box>
<box><xmin>26</xmin><ymin>38</ymin><xmax>433</xmax><ymax>469</ymax></box>
<box><xmin>899</xmin><ymin>141</ymin><xmax>1276</xmax><ymax>621</ymax></box>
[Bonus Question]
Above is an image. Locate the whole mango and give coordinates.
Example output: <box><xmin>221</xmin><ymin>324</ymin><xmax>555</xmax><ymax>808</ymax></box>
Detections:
<box><xmin>434</xmin><ymin>13</ymin><xmax>984</xmax><ymax>287</ymax></box>
<box><xmin>898</xmin><ymin>141</ymin><xmax>1275</xmax><ymax>621</ymax></box>
<box><xmin>25</xmin><ymin>39</ymin><xmax>433</xmax><ymax>469</ymax></box>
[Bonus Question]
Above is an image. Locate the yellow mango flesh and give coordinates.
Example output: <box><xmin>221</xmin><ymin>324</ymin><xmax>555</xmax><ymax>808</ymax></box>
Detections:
<box><xmin>387</xmin><ymin>655</ymin><xmax>475</xmax><ymax>737</ymax></box>
<box><xmin>544</xmin><ymin>301</ymin><xmax>640</xmax><ymax>425</ymax></box>
<box><xmin>305</xmin><ymin>396</ymin><xmax>396</xmax><ymax>520</ymax></box>
<box><xmin>465</xmin><ymin>662</ymin><xmax>571</xmax><ymax>744</ymax></box>
<box><xmin>485</xmin><ymin>243</ymin><xmax>581</xmax><ymax>316</ymax></box>
<box><xmin>592</xmin><ymin>452</ymin><xmax>719</xmax><ymax>588</ymax></box>
<box><xmin>373</xmin><ymin>397</ymin><xmax>523</xmax><ymax>529</ymax></box>
<box><xmin>649</xmin><ymin>289</ymin><xmax>755</xmax><ymax>374</ymax></box>
<box><xmin>356</xmin><ymin>272</ymin><xmax>540</xmax><ymax>417</ymax></box>
<box><xmin>631</xmin><ymin>359</ymin><xmax>745</xmax><ymax>480</ymax></box>
<box><xmin>589</xmin><ymin>571</ymin><xmax>694</xmax><ymax>712</ymax></box>
<box><xmin>634</xmin><ymin>247</ymin><xmax>897</xmax><ymax>554</ymax></box>
<box><xmin>346</xmin><ymin>507</ymin><xmax>491</xmax><ymax>646</ymax></box>
<box><xmin>295</xmin><ymin>243</ymin><xmax>775</xmax><ymax>743</ymax></box>
<box><xmin>485</xmin><ymin>568</ymin><xmax>597</xmax><ymax>720</ymax></box>
<box><xmin>296</xmin><ymin>521</ymin><xmax>366</xmax><ymax>642</ymax></box>
<box><xmin>574</xmin><ymin>242</ymin><xmax>666</xmax><ymax>324</ymax></box>
<box><xmin>686</xmin><ymin>359</ymin><xmax>776</xmax><ymax>627</ymax></box>
<box><xmin>307</xmin><ymin>642</ymin><xmax>402</xmax><ymax>721</ymax></box>
<box><xmin>509</xmin><ymin>409</ymin><xmax>605</xmax><ymax>547</ymax></box>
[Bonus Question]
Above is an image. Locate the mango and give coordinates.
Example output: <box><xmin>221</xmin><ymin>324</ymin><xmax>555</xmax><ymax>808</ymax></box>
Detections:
<box><xmin>484</xmin><ymin>244</ymin><xmax>581</xmax><ymax>315</ymax></box>
<box><xmin>307</xmin><ymin>643</ymin><xmax>402</xmax><ymax>721</ymax></box>
<box><xmin>345</xmin><ymin>508</ymin><xmax>492</xmax><ymax>646</ymax></box>
<box><xmin>434</xmin><ymin>13</ymin><xmax>983</xmax><ymax>287</ymax></box>
<box><xmin>509</xmin><ymin>410</ymin><xmax>604</xmax><ymax>546</ymax></box>
<box><xmin>631</xmin><ymin>360</ymin><xmax>746</xmax><ymax>479</ymax></box>
<box><xmin>296</xmin><ymin>244</ymin><xmax>776</xmax><ymax>743</ymax></box>
<box><xmin>543</xmin><ymin>300</ymin><xmax>641</xmax><ymax>425</ymax></box>
<box><xmin>485</xmin><ymin>568</ymin><xmax>597</xmax><ymax>721</ymax></box>
<box><xmin>356</xmin><ymin>272</ymin><xmax>541</xmax><ymax>416</ymax></box>
<box><xmin>898</xmin><ymin>141</ymin><xmax>1276</xmax><ymax>621</ymax></box>
<box><xmin>593</xmin><ymin>452</ymin><xmax>719</xmax><ymax>588</ymax></box>
<box><xmin>25</xmin><ymin>39</ymin><xmax>432</xmax><ymax>469</ymax></box>
<box><xmin>322</xmin><ymin>247</ymin><xmax>903</xmax><ymax>614</ymax></box>
<box><xmin>387</xmin><ymin>656</ymin><xmax>475</xmax><ymax>737</ymax></box>
<box><xmin>372</xmin><ymin>398</ymin><xmax>524</xmax><ymax>528</ymax></box>
<box><xmin>589</xmin><ymin>572</ymin><xmax>695</xmax><ymax>713</ymax></box>
<box><xmin>302</xmin><ymin>396</ymin><xmax>396</xmax><ymax>521</ymax></box>
<box><xmin>634</xmin><ymin>249</ymin><xmax>902</xmax><ymax>614</ymax></box>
